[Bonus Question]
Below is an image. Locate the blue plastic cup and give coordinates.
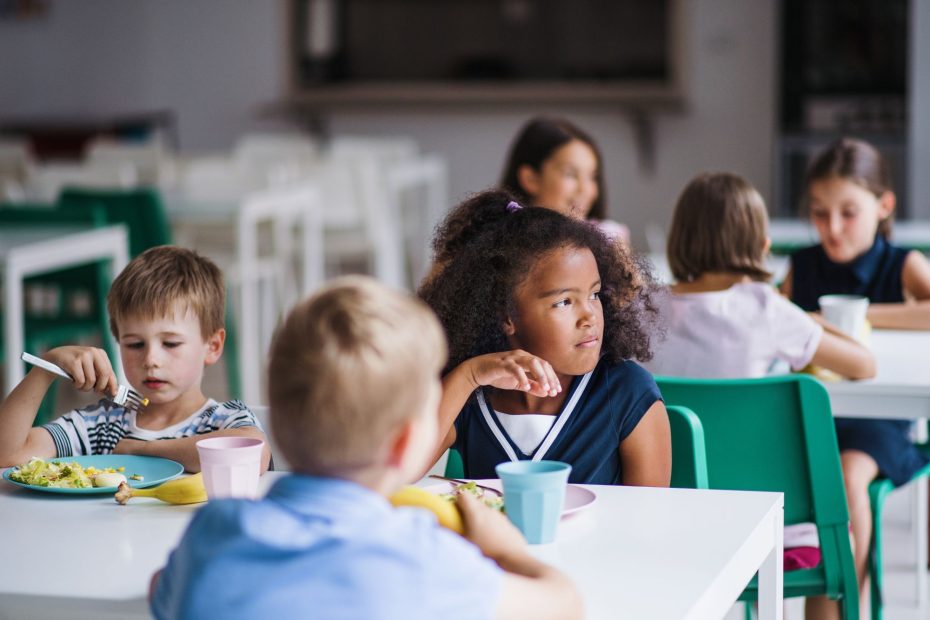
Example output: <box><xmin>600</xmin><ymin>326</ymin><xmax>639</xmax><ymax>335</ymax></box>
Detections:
<box><xmin>495</xmin><ymin>460</ymin><xmax>572</xmax><ymax>544</ymax></box>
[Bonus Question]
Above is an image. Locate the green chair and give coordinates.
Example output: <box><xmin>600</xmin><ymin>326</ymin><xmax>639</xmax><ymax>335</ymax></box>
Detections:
<box><xmin>656</xmin><ymin>374</ymin><xmax>860</xmax><ymax>619</ymax></box>
<box><xmin>58</xmin><ymin>187</ymin><xmax>172</xmax><ymax>257</ymax></box>
<box><xmin>0</xmin><ymin>203</ymin><xmax>114</xmax><ymax>423</ymax></box>
<box><xmin>867</xmin><ymin>442</ymin><xmax>930</xmax><ymax>620</ymax></box>
<box><xmin>445</xmin><ymin>448</ymin><xmax>464</xmax><ymax>479</ymax></box>
<box><xmin>668</xmin><ymin>404</ymin><xmax>709</xmax><ymax>489</ymax></box>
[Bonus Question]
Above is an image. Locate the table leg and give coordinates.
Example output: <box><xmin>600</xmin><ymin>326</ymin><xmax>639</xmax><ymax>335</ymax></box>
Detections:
<box><xmin>757</xmin><ymin>509</ymin><xmax>784</xmax><ymax>620</ymax></box>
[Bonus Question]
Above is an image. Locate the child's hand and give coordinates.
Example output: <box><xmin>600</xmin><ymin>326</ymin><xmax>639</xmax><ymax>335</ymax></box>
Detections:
<box><xmin>466</xmin><ymin>350</ymin><xmax>561</xmax><ymax>397</ymax></box>
<box><xmin>456</xmin><ymin>490</ymin><xmax>528</xmax><ymax>562</ymax></box>
<box><xmin>43</xmin><ymin>346</ymin><xmax>118</xmax><ymax>396</ymax></box>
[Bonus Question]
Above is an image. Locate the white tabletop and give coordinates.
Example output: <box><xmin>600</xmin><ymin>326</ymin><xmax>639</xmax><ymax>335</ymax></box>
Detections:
<box><xmin>0</xmin><ymin>226</ymin><xmax>87</xmax><ymax>258</ymax></box>
<box><xmin>0</xmin><ymin>473</ymin><xmax>783</xmax><ymax>620</ymax></box>
<box><xmin>826</xmin><ymin>329</ymin><xmax>930</xmax><ymax>419</ymax></box>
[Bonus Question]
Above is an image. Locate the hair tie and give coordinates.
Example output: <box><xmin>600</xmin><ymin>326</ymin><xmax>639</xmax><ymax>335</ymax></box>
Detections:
<box><xmin>506</xmin><ymin>201</ymin><xmax>523</xmax><ymax>213</ymax></box>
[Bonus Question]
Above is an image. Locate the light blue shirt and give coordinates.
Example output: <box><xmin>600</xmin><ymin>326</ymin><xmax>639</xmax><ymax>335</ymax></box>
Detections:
<box><xmin>152</xmin><ymin>474</ymin><xmax>503</xmax><ymax>620</ymax></box>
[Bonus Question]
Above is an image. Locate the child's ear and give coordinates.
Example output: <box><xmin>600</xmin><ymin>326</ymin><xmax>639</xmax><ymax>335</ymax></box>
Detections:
<box><xmin>384</xmin><ymin>419</ymin><xmax>416</xmax><ymax>469</ymax></box>
<box><xmin>763</xmin><ymin>236</ymin><xmax>772</xmax><ymax>255</ymax></box>
<box><xmin>878</xmin><ymin>191</ymin><xmax>896</xmax><ymax>220</ymax></box>
<box><xmin>203</xmin><ymin>328</ymin><xmax>225</xmax><ymax>366</ymax></box>
<box><xmin>502</xmin><ymin>315</ymin><xmax>516</xmax><ymax>336</ymax></box>
<box><xmin>517</xmin><ymin>164</ymin><xmax>541</xmax><ymax>198</ymax></box>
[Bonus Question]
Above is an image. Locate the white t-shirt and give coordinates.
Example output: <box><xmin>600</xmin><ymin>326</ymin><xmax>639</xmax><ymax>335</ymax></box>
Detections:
<box><xmin>643</xmin><ymin>282</ymin><xmax>823</xmax><ymax>379</ymax></box>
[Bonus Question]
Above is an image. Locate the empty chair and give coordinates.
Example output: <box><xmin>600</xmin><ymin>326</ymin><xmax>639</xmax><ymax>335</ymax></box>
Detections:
<box><xmin>234</xmin><ymin>182</ymin><xmax>323</xmax><ymax>405</ymax></box>
<box><xmin>26</xmin><ymin>162</ymin><xmax>137</xmax><ymax>202</ymax></box>
<box><xmin>85</xmin><ymin>138</ymin><xmax>172</xmax><ymax>186</ymax></box>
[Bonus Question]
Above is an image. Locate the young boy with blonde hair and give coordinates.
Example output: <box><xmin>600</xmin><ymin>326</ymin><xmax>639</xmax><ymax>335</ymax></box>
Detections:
<box><xmin>150</xmin><ymin>276</ymin><xmax>581</xmax><ymax>620</ymax></box>
<box><xmin>0</xmin><ymin>245</ymin><xmax>269</xmax><ymax>472</ymax></box>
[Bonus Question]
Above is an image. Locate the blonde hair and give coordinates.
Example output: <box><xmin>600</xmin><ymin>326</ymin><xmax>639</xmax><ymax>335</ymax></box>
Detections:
<box><xmin>107</xmin><ymin>246</ymin><xmax>225</xmax><ymax>339</ymax></box>
<box><xmin>667</xmin><ymin>172</ymin><xmax>771</xmax><ymax>283</ymax></box>
<box><xmin>268</xmin><ymin>276</ymin><xmax>447</xmax><ymax>476</ymax></box>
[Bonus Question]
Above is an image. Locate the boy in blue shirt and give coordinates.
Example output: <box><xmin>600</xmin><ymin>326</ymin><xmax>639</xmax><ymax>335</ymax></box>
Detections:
<box><xmin>150</xmin><ymin>276</ymin><xmax>581</xmax><ymax>620</ymax></box>
<box><xmin>0</xmin><ymin>246</ymin><xmax>269</xmax><ymax>472</ymax></box>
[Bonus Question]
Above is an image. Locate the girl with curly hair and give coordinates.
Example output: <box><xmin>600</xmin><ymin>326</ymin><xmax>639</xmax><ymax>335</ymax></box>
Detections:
<box><xmin>419</xmin><ymin>189</ymin><xmax>670</xmax><ymax>486</ymax></box>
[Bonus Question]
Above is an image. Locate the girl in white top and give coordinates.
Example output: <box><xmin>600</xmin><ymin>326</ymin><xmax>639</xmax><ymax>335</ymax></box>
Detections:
<box><xmin>644</xmin><ymin>171</ymin><xmax>874</xmax><ymax>382</ymax></box>
<box><xmin>643</xmin><ymin>172</ymin><xmax>875</xmax><ymax>619</ymax></box>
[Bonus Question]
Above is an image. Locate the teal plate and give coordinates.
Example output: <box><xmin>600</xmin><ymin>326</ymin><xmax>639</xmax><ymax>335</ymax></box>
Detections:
<box><xmin>2</xmin><ymin>455</ymin><xmax>183</xmax><ymax>494</ymax></box>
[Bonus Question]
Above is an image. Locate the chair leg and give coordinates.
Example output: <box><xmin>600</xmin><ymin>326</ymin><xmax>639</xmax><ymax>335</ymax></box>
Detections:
<box><xmin>868</xmin><ymin>480</ymin><xmax>893</xmax><ymax>620</ymax></box>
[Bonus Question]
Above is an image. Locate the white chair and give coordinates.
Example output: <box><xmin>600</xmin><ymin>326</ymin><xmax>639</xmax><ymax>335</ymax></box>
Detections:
<box><xmin>384</xmin><ymin>153</ymin><xmax>449</xmax><ymax>285</ymax></box>
<box><xmin>0</xmin><ymin>139</ymin><xmax>35</xmax><ymax>203</ymax></box>
<box><xmin>328</xmin><ymin>135</ymin><xmax>419</xmax><ymax>162</ymax></box>
<box><xmin>234</xmin><ymin>182</ymin><xmax>323</xmax><ymax>405</ymax></box>
<box><xmin>307</xmin><ymin>155</ymin><xmax>407</xmax><ymax>289</ymax></box>
<box><xmin>25</xmin><ymin>161</ymin><xmax>138</xmax><ymax>202</ymax></box>
<box><xmin>85</xmin><ymin>138</ymin><xmax>173</xmax><ymax>186</ymax></box>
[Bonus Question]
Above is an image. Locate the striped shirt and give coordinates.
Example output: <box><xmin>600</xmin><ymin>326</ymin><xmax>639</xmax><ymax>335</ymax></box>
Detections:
<box><xmin>42</xmin><ymin>399</ymin><xmax>259</xmax><ymax>457</ymax></box>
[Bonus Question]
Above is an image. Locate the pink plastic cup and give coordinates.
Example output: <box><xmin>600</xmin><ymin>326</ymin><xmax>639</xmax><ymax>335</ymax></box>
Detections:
<box><xmin>196</xmin><ymin>437</ymin><xmax>264</xmax><ymax>499</ymax></box>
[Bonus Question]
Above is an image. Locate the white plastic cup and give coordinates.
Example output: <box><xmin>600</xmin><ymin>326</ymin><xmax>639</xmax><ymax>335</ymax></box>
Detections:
<box><xmin>818</xmin><ymin>294</ymin><xmax>869</xmax><ymax>341</ymax></box>
<box><xmin>196</xmin><ymin>437</ymin><xmax>264</xmax><ymax>499</ymax></box>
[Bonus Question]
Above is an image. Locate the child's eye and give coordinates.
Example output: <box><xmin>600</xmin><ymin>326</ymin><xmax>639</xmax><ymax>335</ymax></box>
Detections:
<box><xmin>125</xmin><ymin>342</ymin><xmax>144</xmax><ymax>350</ymax></box>
<box><xmin>553</xmin><ymin>299</ymin><xmax>571</xmax><ymax>308</ymax></box>
<box><xmin>163</xmin><ymin>342</ymin><xmax>182</xmax><ymax>348</ymax></box>
<box><xmin>590</xmin><ymin>291</ymin><xmax>601</xmax><ymax>301</ymax></box>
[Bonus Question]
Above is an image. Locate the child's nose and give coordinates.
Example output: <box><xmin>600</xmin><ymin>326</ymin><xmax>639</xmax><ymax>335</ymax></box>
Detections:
<box><xmin>828</xmin><ymin>213</ymin><xmax>844</xmax><ymax>236</ymax></box>
<box><xmin>143</xmin><ymin>347</ymin><xmax>161</xmax><ymax>368</ymax></box>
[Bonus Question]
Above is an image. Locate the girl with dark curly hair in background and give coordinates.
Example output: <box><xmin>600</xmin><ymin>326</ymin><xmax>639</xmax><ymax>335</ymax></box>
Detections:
<box><xmin>419</xmin><ymin>189</ymin><xmax>670</xmax><ymax>486</ymax></box>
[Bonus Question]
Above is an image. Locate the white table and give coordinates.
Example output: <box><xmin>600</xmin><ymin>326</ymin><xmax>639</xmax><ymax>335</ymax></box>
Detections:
<box><xmin>0</xmin><ymin>474</ymin><xmax>783</xmax><ymax>620</ymax></box>
<box><xmin>1</xmin><ymin>225</ymin><xmax>129</xmax><ymax>393</ymax></box>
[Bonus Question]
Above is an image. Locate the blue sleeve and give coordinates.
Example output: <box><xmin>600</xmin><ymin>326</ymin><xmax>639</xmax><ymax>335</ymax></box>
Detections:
<box><xmin>613</xmin><ymin>361</ymin><xmax>663</xmax><ymax>442</ymax></box>
<box><xmin>422</xmin><ymin>526</ymin><xmax>503</xmax><ymax>619</ymax></box>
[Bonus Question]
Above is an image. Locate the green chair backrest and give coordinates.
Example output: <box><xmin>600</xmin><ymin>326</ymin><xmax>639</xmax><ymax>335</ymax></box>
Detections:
<box><xmin>58</xmin><ymin>187</ymin><xmax>173</xmax><ymax>256</ymax></box>
<box><xmin>445</xmin><ymin>448</ymin><xmax>465</xmax><ymax>479</ymax></box>
<box><xmin>656</xmin><ymin>374</ymin><xmax>855</xmax><ymax>600</ymax></box>
<box><xmin>667</xmin><ymin>405</ymin><xmax>708</xmax><ymax>489</ymax></box>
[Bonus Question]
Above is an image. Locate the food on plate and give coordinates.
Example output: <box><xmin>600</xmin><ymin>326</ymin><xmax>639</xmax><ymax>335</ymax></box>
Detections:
<box><xmin>92</xmin><ymin>472</ymin><xmax>127</xmax><ymax>488</ymax></box>
<box><xmin>441</xmin><ymin>481</ymin><xmax>505</xmax><ymax>512</ymax></box>
<box><xmin>115</xmin><ymin>472</ymin><xmax>207</xmax><ymax>505</ymax></box>
<box><xmin>7</xmin><ymin>457</ymin><xmax>133</xmax><ymax>489</ymax></box>
<box><xmin>389</xmin><ymin>486</ymin><xmax>464</xmax><ymax>534</ymax></box>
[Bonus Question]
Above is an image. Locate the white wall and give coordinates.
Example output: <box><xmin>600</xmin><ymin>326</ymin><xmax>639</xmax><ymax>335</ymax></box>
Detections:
<box><xmin>325</xmin><ymin>0</ymin><xmax>777</xmax><ymax>248</ymax></box>
<box><xmin>909</xmin><ymin>0</ymin><xmax>930</xmax><ymax>219</ymax></box>
<box><xmin>0</xmin><ymin>0</ymin><xmax>777</xmax><ymax>248</ymax></box>
<box><xmin>0</xmin><ymin>0</ymin><xmax>286</xmax><ymax>152</ymax></box>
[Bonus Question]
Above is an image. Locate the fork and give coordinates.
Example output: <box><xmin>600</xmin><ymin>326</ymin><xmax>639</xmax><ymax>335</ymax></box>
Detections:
<box><xmin>21</xmin><ymin>352</ymin><xmax>149</xmax><ymax>413</ymax></box>
<box><xmin>428</xmin><ymin>474</ymin><xmax>503</xmax><ymax>497</ymax></box>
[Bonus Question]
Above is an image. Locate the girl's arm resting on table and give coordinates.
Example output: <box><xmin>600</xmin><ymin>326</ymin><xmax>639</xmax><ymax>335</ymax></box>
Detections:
<box><xmin>620</xmin><ymin>401</ymin><xmax>671</xmax><ymax>487</ymax></box>
<box><xmin>809</xmin><ymin>326</ymin><xmax>876</xmax><ymax>379</ymax></box>
<box><xmin>866</xmin><ymin>250</ymin><xmax>930</xmax><ymax>330</ymax></box>
<box><xmin>0</xmin><ymin>369</ymin><xmax>60</xmax><ymax>466</ymax></box>
<box><xmin>114</xmin><ymin>427</ymin><xmax>272</xmax><ymax>473</ymax></box>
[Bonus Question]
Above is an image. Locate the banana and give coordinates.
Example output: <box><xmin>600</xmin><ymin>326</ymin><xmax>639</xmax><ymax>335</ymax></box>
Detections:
<box><xmin>115</xmin><ymin>473</ymin><xmax>208</xmax><ymax>505</ymax></box>
<box><xmin>389</xmin><ymin>486</ymin><xmax>464</xmax><ymax>534</ymax></box>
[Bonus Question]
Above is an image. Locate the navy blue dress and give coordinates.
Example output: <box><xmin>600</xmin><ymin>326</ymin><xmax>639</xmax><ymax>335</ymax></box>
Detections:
<box><xmin>453</xmin><ymin>357</ymin><xmax>662</xmax><ymax>485</ymax></box>
<box><xmin>791</xmin><ymin>236</ymin><xmax>929</xmax><ymax>486</ymax></box>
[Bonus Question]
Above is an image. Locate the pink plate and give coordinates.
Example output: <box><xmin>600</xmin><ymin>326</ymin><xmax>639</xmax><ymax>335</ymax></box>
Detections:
<box><xmin>424</xmin><ymin>478</ymin><xmax>597</xmax><ymax>518</ymax></box>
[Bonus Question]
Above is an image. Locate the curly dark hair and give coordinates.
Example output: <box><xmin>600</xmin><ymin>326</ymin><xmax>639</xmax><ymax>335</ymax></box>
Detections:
<box><xmin>419</xmin><ymin>189</ymin><xmax>659</xmax><ymax>374</ymax></box>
